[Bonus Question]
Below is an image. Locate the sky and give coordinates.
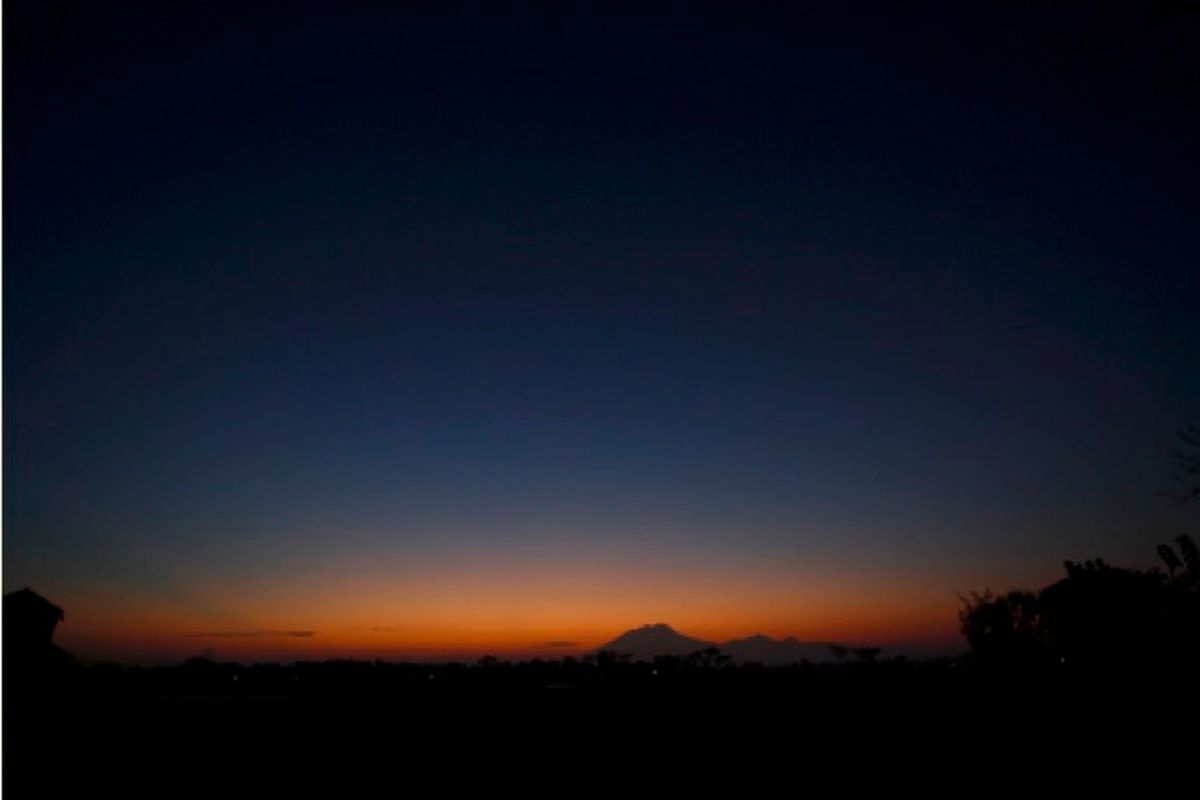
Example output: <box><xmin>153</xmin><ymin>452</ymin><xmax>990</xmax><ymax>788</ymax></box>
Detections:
<box><xmin>5</xmin><ymin>2</ymin><xmax>1199</xmax><ymax>663</ymax></box>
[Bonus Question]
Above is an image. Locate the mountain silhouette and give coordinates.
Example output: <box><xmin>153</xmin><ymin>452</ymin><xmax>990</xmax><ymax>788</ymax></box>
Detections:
<box><xmin>722</xmin><ymin>634</ymin><xmax>840</xmax><ymax>665</ymax></box>
<box><xmin>596</xmin><ymin>623</ymin><xmax>715</xmax><ymax>659</ymax></box>
<box><xmin>598</xmin><ymin>624</ymin><xmax>849</xmax><ymax>664</ymax></box>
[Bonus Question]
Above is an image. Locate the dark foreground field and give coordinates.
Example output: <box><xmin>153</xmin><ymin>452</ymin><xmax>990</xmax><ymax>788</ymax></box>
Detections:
<box><xmin>6</xmin><ymin>656</ymin><xmax>1193</xmax><ymax>791</ymax></box>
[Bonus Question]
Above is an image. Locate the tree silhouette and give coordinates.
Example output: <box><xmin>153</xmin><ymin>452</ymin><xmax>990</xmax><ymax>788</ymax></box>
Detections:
<box><xmin>686</xmin><ymin>646</ymin><xmax>732</xmax><ymax>671</ymax></box>
<box><xmin>1158</xmin><ymin>544</ymin><xmax>1184</xmax><ymax>577</ymax></box>
<box><xmin>851</xmin><ymin>647</ymin><xmax>881</xmax><ymax>663</ymax></box>
<box><xmin>1038</xmin><ymin>558</ymin><xmax>1170</xmax><ymax>667</ymax></box>
<box><xmin>958</xmin><ymin>589</ymin><xmax>1048</xmax><ymax>667</ymax></box>
<box><xmin>1168</xmin><ymin>425</ymin><xmax>1200</xmax><ymax>504</ymax></box>
<box><xmin>1175</xmin><ymin>534</ymin><xmax>1200</xmax><ymax>576</ymax></box>
<box><xmin>959</xmin><ymin>536</ymin><xmax>1200</xmax><ymax>670</ymax></box>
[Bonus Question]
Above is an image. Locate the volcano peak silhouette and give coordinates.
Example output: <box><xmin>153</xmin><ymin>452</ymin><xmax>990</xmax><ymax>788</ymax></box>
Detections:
<box><xmin>596</xmin><ymin>623</ymin><xmax>714</xmax><ymax>658</ymax></box>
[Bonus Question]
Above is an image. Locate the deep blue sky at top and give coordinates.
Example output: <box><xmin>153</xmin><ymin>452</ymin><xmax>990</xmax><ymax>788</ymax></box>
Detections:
<box><xmin>5</xmin><ymin>3</ymin><xmax>1199</xmax><ymax>603</ymax></box>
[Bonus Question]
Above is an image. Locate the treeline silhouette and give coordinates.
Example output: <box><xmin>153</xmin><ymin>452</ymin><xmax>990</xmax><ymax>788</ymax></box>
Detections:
<box><xmin>9</xmin><ymin>434</ymin><xmax>1198</xmax><ymax>780</ymax></box>
<box><xmin>9</xmin><ymin>530</ymin><xmax>1199</xmax><ymax>712</ymax></box>
<box><xmin>10</xmin><ymin>625</ymin><xmax>1188</xmax><ymax>786</ymax></box>
<box><xmin>54</xmin><ymin>646</ymin><xmax>925</xmax><ymax>699</ymax></box>
<box><xmin>959</xmin><ymin>534</ymin><xmax>1200</xmax><ymax>673</ymax></box>
<box><xmin>9</xmin><ymin>538</ymin><xmax>1199</xmax><ymax>782</ymax></box>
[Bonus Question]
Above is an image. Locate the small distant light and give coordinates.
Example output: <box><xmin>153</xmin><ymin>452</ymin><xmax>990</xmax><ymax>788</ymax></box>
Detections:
<box><xmin>233</xmin><ymin>674</ymin><xmax>239</xmax><ymax>682</ymax></box>
<box><xmin>428</xmin><ymin>674</ymin><xmax>435</xmax><ymax>680</ymax></box>
<box><xmin>1060</xmin><ymin>657</ymin><xmax>1066</xmax><ymax>664</ymax></box>
<box><xmin>651</xmin><ymin>669</ymin><xmax>658</xmax><ymax>676</ymax></box>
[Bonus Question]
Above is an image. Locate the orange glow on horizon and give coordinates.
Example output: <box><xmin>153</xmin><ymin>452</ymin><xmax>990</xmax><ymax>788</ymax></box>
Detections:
<box><xmin>47</xmin><ymin>554</ymin><xmax>967</xmax><ymax>663</ymax></box>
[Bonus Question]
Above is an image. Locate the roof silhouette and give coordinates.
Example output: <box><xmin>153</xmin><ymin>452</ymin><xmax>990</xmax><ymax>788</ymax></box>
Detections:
<box><xmin>4</xmin><ymin>587</ymin><xmax>65</xmax><ymax>618</ymax></box>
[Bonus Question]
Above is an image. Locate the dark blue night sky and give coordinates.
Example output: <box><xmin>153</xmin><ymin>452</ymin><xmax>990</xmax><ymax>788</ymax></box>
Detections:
<box><xmin>5</xmin><ymin>3</ymin><xmax>1198</xmax><ymax>660</ymax></box>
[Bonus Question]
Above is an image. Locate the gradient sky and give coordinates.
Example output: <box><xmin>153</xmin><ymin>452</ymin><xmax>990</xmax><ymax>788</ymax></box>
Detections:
<box><xmin>5</xmin><ymin>3</ymin><xmax>1198</xmax><ymax>663</ymax></box>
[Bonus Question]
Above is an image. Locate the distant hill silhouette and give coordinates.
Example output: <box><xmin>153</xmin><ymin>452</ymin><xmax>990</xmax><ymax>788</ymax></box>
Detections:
<box><xmin>599</xmin><ymin>624</ymin><xmax>850</xmax><ymax>664</ymax></box>
<box><xmin>722</xmin><ymin>634</ymin><xmax>840</xmax><ymax>665</ymax></box>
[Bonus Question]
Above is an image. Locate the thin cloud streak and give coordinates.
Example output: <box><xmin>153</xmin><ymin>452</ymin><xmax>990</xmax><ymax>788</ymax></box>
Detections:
<box><xmin>181</xmin><ymin>630</ymin><xmax>316</xmax><ymax>639</ymax></box>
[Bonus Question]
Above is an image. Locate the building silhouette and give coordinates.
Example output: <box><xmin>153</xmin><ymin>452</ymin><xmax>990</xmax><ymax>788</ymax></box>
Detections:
<box><xmin>4</xmin><ymin>588</ymin><xmax>72</xmax><ymax>682</ymax></box>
